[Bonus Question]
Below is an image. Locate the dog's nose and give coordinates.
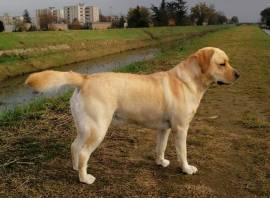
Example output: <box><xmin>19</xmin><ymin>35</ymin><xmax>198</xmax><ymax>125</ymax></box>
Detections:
<box><xmin>234</xmin><ymin>70</ymin><xmax>240</xmax><ymax>79</ymax></box>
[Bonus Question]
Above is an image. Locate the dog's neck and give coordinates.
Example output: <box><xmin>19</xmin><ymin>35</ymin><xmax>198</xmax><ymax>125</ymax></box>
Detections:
<box><xmin>172</xmin><ymin>60</ymin><xmax>213</xmax><ymax>97</ymax></box>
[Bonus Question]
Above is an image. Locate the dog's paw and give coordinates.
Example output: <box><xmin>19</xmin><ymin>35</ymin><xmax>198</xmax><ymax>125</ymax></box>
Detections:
<box><xmin>182</xmin><ymin>165</ymin><xmax>198</xmax><ymax>175</ymax></box>
<box><xmin>73</xmin><ymin>165</ymin><xmax>78</xmax><ymax>171</ymax></box>
<box><xmin>156</xmin><ymin>159</ymin><xmax>170</xmax><ymax>167</ymax></box>
<box><xmin>79</xmin><ymin>174</ymin><xmax>96</xmax><ymax>184</ymax></box>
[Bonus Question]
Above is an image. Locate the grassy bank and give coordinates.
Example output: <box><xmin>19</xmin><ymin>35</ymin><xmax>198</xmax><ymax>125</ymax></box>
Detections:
<box><xmin>1</xmin><ymin>25</ymin><xmax>270</xmax><ymax>197</ymax></box>
<box><xmin>0</xmin><ymin>25</ymin><xmax>228</xmax><ymax>81</ymax></box>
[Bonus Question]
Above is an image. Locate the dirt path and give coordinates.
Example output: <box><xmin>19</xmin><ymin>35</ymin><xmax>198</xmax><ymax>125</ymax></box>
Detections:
<box><xmin>0</xmin><ymin>26</ymin><xmax>269</xmax><ymax>197</ymax></box>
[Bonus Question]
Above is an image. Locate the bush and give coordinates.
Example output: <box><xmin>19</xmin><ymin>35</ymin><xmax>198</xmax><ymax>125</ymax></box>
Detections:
<box><xmin>0</xmin><ymin>21</ymin><xmax>4</xmax><ymax>32</ymax></box>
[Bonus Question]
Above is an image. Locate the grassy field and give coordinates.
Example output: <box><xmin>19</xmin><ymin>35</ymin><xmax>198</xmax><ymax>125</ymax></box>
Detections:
<box><xmin>0</xmin><ymin>25</ymin><xmax>270</xmax><ymax>197</ymax></box>
<box><xmin>0</xmin><ymin>25</ymin><xmax>227</xmax><ymax>81</ymax></box>
<box><xmin>0</xmin><ymin>26</ymin><xmax>223</xmax><ymax>50</ymax></box>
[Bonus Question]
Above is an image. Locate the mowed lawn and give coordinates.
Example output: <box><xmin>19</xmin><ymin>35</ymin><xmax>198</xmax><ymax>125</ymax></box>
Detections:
<box><xmin>0</xmin><ymin>25</ymin><xmax>269</xmax><ymax>197</ymax></box>
<box><xmin>0</xmin><ymin>26</ymin><xmax>221</xmax><ymax>50</ymax></box>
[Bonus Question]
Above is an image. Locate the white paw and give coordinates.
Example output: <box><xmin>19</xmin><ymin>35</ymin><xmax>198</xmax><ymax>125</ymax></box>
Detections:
<box><xmin>182</xmin><ymin>165</ymin><xmax>198</xmax><ymax>175</ymax></box>
<box><xmin>79</xmin><ymin>174</ymin><xmax>96</xmax><ymax>184</ymax></box>
<box><xmin>156</xmin><ymin>159</ymin><xmax>170</xmax><ymax>167</ymax></box>
<box><xmin>73</xmin><ymin>165</ymin><xmax>78</xmax><ymax>171</ymax></box>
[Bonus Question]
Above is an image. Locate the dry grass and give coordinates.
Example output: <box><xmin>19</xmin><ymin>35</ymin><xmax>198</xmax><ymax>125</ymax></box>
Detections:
<box><xmin>0</xmin><ymin>25</ymin><xmax>270</xmax><ymax>197</ymax></box>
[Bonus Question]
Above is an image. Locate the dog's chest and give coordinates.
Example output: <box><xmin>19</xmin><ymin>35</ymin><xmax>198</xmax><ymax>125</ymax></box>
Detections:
<box><xmin>183</xmin><ymin>93</ymin><xmax>201</xmax><ymax>122</ymax></box>
<box><xmin>187</xmin><ymin>106</ymin><xmax>198</xmax><ymax>122</ymax></box>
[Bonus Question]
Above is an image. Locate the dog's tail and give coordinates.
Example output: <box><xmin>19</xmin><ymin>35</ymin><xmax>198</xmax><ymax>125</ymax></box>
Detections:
<box><xmin>25</xmin><ymin>70</ymin><xmax>85</xmax><ymax>93</ymax></box>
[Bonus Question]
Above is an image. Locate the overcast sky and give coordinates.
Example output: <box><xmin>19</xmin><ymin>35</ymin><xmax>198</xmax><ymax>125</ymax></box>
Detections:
<box><xmin>0</xmin><ymin>0</ymin><xmax>269</xmax><ymax>22</ymax></box>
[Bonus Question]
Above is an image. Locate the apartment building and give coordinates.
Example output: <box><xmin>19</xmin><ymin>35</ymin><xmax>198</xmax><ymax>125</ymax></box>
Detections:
<box><xmin>64</xmin><ymin>4</ymin><xmax>99</xmax><ymax>24</ymax></box>
<box><xmin>36</xmin><ymin>7</ymin><xmax>64</xmax><ymax>23</ymax></box>
<box><xmin>0</xmin><ymin>14</ymin><xmax>14</xmax><ymax>25</ymax></box>
<box><xmin>85</xmin><ymin>6</ymin><xmax>100</xmax><ymax>24</ymax></box>
<box><xmin>64</xmin><ymin>4</ymin><xmax>85</xmax><ymax>24</ymax></box>
<box><xmin>52</xmin><ymin>8</ymin><xmax>64</xmax><ymax>22</ymax></box>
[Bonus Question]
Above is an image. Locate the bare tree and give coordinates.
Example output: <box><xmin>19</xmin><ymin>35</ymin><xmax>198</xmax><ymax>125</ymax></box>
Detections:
<box><xmin>190</xmin><ymin>2</ymin><xmax>215</xmax><ymax>25</ymax></box>
<box><xmin>190</xmin><ymin>3</ymin><xmax>227</xmax><ymax>25</ymax></box>
<box><xmin>39</xmin><ymin>13</ymin><xmax>57</xmax><ymax>30</ymax></box>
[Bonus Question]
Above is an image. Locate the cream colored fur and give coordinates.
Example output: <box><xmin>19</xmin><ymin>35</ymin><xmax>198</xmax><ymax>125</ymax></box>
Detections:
<box><xmin>25</xmin><ymin>47</ymin><xmax>239</xmax><ymax>184</ymax></box>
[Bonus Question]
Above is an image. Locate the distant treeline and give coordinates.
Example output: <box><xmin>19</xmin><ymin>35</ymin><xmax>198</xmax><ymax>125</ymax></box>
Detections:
<box><xmin>127</xmin><ymin>0</ymin><xmax>239</xmax><ymax>28</ymax></box>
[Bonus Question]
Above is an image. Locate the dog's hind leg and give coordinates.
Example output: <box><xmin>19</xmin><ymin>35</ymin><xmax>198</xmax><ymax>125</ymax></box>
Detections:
<box><xmin>156</xmin><ymin>129</ymin><xmax>171</xmax><ymax>167</ymax></box>
<box><xmin>70</xmin><ymin>90</ymin><xmax>83</xmax><ymax>171</ymax></box>
<box><xmin>70</xmin><ymin>89</ymin><xmax>115</xmax><ymax>184</ymax></box>
<box><xmin>71</xmin><ymin>135</ymin><xmax>80</xmax><ymax>171</ymax></box>
<box><xmin>77</xmin><ymin>106</ymin><xmax>114</xmax><ymax>185</ymax></box>
<box><xmin>77</xmin><ymin>122</ymin><xmax>109</xmax><ymax>184</ymax></box>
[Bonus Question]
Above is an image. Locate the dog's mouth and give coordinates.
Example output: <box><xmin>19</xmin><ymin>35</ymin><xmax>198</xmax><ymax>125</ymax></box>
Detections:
<box><xmin>217</xmin><ymin>81</ymin><xmax>230</xmax><ymax>85</ymax></box>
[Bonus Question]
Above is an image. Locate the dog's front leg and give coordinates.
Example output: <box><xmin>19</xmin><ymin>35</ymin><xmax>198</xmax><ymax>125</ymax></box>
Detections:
<box><xmin>174</xmin><ymin>125</ymin><xmax>198</xmax><ymax>175</ymax></box>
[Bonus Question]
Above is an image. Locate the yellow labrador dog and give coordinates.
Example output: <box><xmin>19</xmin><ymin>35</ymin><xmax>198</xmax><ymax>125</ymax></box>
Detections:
<box><xmin>25</xmin><ymin>47</ymin><xmax>239</xmax><ymax>184</ymax></box>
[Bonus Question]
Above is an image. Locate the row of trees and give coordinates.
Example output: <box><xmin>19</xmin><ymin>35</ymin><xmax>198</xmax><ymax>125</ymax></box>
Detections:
<box><xmin>127</xmin><ymin>0</ymin><xmax>239</xmax><ymax>28</ymax></box>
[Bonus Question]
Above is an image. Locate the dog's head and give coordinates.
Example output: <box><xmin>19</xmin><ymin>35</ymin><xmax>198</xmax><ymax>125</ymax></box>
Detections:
<box><xmin>190</xmin><ymin>47</ymin><xmax>240</xmax><ymax>86</ymax></box>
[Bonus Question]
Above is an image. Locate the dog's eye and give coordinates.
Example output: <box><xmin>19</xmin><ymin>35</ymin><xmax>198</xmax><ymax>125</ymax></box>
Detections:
<box><xmin>220</xmin><ymin>63</ymin><xmax>226</xmax><ymax>67</ymax></box>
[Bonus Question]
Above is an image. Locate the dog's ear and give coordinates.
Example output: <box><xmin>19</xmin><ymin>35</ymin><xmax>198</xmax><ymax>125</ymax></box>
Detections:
<box><xmin>190</xmin><ymin>49</ymin><xmax>214</xmax><ymax>73</ymax></box>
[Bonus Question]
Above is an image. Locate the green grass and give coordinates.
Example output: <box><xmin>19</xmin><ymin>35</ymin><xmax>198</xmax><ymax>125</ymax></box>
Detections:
<box><xmin>0</xmin><ymin>55</ymin><xmax>24</xmax><ymax>64</ymax></box>
<box><xmin>0</xmin><ymin>26</ymin><xmax>224</xmax><ymax>50</ymax></box>
<box><xmin>0</xmin><ymin>29</ymin><xmax>146</xmax><ymax>50</ymax></box>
